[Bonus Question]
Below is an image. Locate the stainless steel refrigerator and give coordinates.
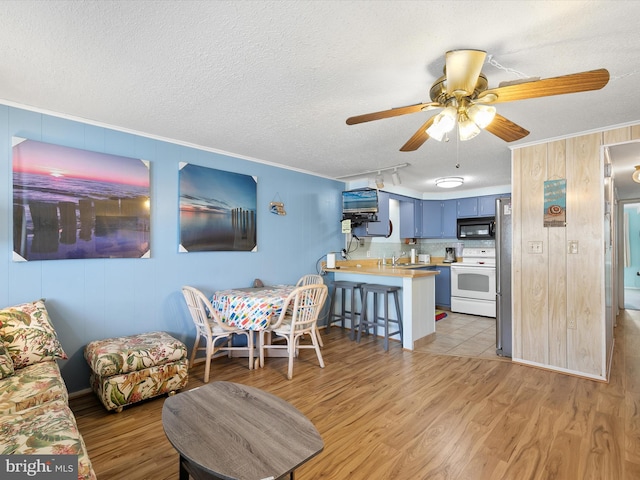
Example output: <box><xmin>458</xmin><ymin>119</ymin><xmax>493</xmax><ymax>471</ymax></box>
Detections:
<box><xmin>495</xmin><ymin>196</ymin><xmax>512</xmax><ymax>357</ymax></box>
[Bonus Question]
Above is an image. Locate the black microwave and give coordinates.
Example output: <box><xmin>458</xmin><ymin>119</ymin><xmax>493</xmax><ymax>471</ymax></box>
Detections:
<box><xmin>457</xmin><ymin>217</ymin><xmax>495</xmax><ymax>239</ymax></box>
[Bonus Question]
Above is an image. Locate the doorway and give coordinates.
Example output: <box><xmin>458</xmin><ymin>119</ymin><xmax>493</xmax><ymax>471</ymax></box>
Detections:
<box><xmin>623</xmin><ymin>202</ymin><xmax>640</xmax><ymax>310</ymax></box>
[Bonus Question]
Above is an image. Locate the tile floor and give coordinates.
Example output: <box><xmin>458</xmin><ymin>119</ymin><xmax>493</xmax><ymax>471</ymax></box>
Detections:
<box><xmin>415</xmin><ymin>310</ymin><xmax>510</xmax><ymax>361</ymax></box>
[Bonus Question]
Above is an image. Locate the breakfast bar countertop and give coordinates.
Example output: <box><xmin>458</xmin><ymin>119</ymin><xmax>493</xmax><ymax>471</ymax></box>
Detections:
<box><xmin>325</xmin><ymin>258</ymin><xmax>443</xmax><ymax>350</ymax></box>
<box><xmin>322</xmin><ymin>257</ymin><xmax>453</xmax><ymax>278</ymax></box>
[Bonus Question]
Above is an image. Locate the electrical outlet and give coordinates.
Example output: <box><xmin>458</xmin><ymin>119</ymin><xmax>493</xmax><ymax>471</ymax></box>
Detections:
<box><xmin>341</xmin><ymin>249</ymin><xmax>347</xmax><ymax>259</ymax></box>
<box><xmin>567</xmin><ymin>317</ymin><xmax>577</xmax><ymax>329</ymax></box>
<box><xmin>366</xmin><ymin>250</ymin><xmax>371</xmax><ymax>258</ymax></box>
<box><xmin>527</xmin><ymin>241</ymin><xmax>543</xmax><ymax>254</ymax></box>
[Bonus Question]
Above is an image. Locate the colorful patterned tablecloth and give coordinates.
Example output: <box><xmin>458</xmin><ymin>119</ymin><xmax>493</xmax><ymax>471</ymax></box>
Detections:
<box><xmin>211</xmin><ymin>285</ymin><xmax>296</xmax><ymax>331</ymax></box>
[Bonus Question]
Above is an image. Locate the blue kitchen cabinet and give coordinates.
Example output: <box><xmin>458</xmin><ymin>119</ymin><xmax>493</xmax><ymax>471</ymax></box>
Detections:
<box><xmin>435</xmin><ymin>266</ymin><xmax>451</xmax><ymax>308</ymax></box>
<box><xmin>353</xmin><ymin>191</ymin><xmax>391</xmax><ymax>237</ymax></box>
<box><xmin>399</xmin><ymin>198</ymin><xmax>422</xmax><ymax>238</ymax></box>
<box><xmin>478</xmin><ymin>194</ymin><xmax>500</xmax><ymax>217</ymax></box>
<box><xmin>422</xmin><ymin>199</ymin><xmax>458</xmax><ymax>238</ymax></box>
<box><xmin>421</xmin><ymin>200</ymin><xmax>441</xmax><ymax>237</ymax></box>
<box><xmin>457</xmin><ymin>194</ymin><xmax>505</xmax><ymax>218</ymax></box>
<box><xmin>457</xmin><ymin>197</ymin><xmax>478</xmax><ymax>217</ymax></box>
<box><xmin>442</xmin><ymin>199</ymin><xmax>457</xmax><ymax>238</ymax></box>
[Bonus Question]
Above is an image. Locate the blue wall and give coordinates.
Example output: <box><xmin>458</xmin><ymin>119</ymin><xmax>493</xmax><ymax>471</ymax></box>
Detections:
<box><xmin>0</xmin><ymin>105</ymin><xmax>344</xmax><ymax>392</ymax></box>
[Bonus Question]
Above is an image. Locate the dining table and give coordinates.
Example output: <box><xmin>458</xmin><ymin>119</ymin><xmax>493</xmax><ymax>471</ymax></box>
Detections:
<box><xmin>210</xmin><ymin>284</ymin><xmax>296</xmax><ymax>331</ymax></box>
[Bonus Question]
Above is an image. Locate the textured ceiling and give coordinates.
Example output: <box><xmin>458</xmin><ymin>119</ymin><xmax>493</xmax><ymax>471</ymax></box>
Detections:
<box><xmin>1</xmin><ymin>0</ymin><xmax>639</xmax><ymax>198</ymax></box>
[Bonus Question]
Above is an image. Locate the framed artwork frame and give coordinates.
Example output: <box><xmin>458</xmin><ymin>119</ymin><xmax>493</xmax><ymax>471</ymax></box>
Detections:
<box><xmin>179</xmin><ymin>162</ymin><xmax>257</xmax><ymax>252</ymax></box>
<box><xmin>12</xmin><ymin>137</ymin><xmax>151</xmax><ymax>261</ymax></box>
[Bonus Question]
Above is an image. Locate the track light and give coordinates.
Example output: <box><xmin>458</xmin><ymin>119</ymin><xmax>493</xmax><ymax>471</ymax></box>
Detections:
<box><xmin>336</xmin><ymin>162</ymin><xmax>410</xmax><ymax>183</ymax></box>
<box><xmin>375</xmin><ymin>171</ymin><xmax>384</xmax><ymax>189</ymax></box>
<box><xmin>391</xmin><ymin>168</ymin><xmax>401</xmax><ymax>185</ymax></box>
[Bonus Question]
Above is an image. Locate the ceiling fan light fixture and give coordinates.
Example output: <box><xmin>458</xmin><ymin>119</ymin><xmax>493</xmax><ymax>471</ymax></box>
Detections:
<box><xmin>633</xmin><ymin>165</ymin><xmax>640</xmax><ymax>184</ymax></box>
<box><xmin>426</xmin><ymin>106</ymin><xmax>457</xmax><ymax>141</ymax></box>
<box><xmin>426</xmin><ymin>122</ymin><xmax>444</xmax><ymax>141</ymax></box>
<box><xmin>435</xmin><ymin>176</ymin><xmax>464</xmax><ymax>188</ymax></box>
<box><xmin>467</xmin><ymin>104</ymin><xmax>496</xmax><ymax>128</ymax></box>
<box><xmin>458</xmin><ymin>116</ymin><xmax>481</xmax><ymax>141</ymax></box>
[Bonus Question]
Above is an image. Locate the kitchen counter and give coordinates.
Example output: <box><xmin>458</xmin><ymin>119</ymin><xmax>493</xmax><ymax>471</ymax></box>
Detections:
<box><xmin>322</xmin><ymin>257</ymin><xmax>454</xmax><ymax>277</ymax></box>
<box><xmin>324</xmin><ymin>259</ymin><xmax>442</xmax><ymax>350</ymax></box>
<box><xmin>323</xmin><ymin>264</ymin><xmax>438</xmax><ymax>278</ymax></box>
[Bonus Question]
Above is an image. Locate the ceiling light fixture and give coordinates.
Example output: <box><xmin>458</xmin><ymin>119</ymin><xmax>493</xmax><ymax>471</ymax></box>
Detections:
<box><xmin>467</xmin><ymin>104</ymin><xmax>497</xmax><ymax>128</ymax></box>
<box><xmin>426</xmin><ymin>106</ymin><xmax>457</xmax><ymax>141</ymax></box>
<box><xmin>391</xmin><ymin>168</ymin><xmax>401</xmax><ymax>185</ymax></box>
<box><xmin>633</xmin><ymin>165</ymin><xmax>640</xmax><ymax>184</ymax></box>
<box><xmin>375</xmin><ymin>171</ymin><xmax>384</xmax><ymax>189</ymax></box>
<box><xmin>435</xmin><ymin>177</ymin><xmax>464</xmax><ymax>188</ymax></box>
<box><xmin>335</xmin><ymin>162</ymin><xmax>410</xmax><ymax>181</ymax></box>
<box><xmin>426</xmin><ymin>102</ymin><xmax>496</xmax><ymax>142</ymax></box>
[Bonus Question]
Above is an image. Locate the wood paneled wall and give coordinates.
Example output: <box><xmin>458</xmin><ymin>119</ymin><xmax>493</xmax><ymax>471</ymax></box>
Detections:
<box><xmin>512</xmin><ymin>123</ymin><xmax>640</xmax><ymax>380</ymax></box>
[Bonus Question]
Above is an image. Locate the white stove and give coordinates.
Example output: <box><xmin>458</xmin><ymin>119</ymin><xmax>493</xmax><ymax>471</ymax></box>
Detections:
<box><xmin>450</xmin><ymin>247</ymin><xmax>496</xmax><ymax>317</ymax></box>
<box><xmin>458</xmin><ymin>247</ymin><xmax>496</xmax><ymax>267</ymax></box>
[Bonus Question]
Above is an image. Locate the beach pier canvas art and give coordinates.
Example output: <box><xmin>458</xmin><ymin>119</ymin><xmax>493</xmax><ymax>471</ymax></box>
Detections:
<box><xmin>179</xmin><ymin>163</ymin><xmax>257</xmax><ymax>252</ymax></box>
<box><xmin>12</xmin><ymin>138</ymin><xmax>151</xmax><ymax>261</ymax></box>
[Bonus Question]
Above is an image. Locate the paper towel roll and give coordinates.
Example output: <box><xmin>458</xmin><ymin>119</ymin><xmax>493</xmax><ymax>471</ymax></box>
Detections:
<box><xmin>326</xmin><ymin>253</ymin><xmax>336</xmax><ymax>269</ymax></box>
<box><xmin>410</xmin><ymin>248</ymin><xmax>416</xmax><ymax>264</ymax></box>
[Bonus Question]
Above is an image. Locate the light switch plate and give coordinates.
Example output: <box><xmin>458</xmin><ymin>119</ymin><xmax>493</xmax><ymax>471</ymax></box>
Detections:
<box><xmin>568</xmin><ymin>241</ymin><xmax>579</xmax><ymax>254</ymax></box>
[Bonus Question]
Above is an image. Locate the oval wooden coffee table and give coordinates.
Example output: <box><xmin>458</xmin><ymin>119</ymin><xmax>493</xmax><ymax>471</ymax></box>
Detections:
<box><xmin>162</xmin><ymin>381</ymin><xmax>323</xmax><ymax>480</ymax></box>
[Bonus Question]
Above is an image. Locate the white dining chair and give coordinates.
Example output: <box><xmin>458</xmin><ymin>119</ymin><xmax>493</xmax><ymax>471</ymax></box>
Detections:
<box><xmin>296</xmin><ymin>274</ymin><xmax>323</xmax><ymax>286</ymax></box>
<box><xmin>182</xmin><ymin>286</ymin><xmax>254</xmax><ymax>383</ymax></box>
<box><xmin>259</xmin><ymin>284</ymin><xmax>328</xmax><ymax>380</ymax></box>
<box><xmin>296</xmin><ymin>274</ymin><xmax>325</xmax><ymax>346</ymax></box>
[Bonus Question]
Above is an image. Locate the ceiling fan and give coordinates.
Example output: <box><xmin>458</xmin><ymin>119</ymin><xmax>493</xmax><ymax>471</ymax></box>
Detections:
<box><xmin>346</xmin><ymin>49</ymin><xmax>610</xmax><ymax>151</ymax></box>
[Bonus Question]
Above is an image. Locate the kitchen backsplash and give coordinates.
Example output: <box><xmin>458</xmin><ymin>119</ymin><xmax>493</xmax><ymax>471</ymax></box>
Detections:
<box><xmin>347</xmin><ymin>238</ymin><xmax>495</xmax><ymax>261</ymax></box>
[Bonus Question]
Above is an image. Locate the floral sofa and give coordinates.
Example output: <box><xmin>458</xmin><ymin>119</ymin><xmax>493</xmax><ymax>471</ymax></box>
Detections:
<box><xmin>0</xmin><ymin>299</ymin><xmax>96</xmax><ymax>480</ymax></box>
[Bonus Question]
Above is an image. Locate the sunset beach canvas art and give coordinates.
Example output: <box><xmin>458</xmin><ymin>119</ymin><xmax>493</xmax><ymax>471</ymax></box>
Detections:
<box><xmin>12</xmin><ymin>138</ymin><xmax>150</xmax><ymax>261</ymax></box>
<box><xmin>179</xmin><ymin>163</ymin><xmax>257</xmax><ymax>252</ymax></box>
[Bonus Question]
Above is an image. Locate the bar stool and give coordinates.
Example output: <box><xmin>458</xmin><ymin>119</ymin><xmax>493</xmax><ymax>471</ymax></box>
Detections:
<box><xmin>327</xmin><ymin>280</ymin><xmax>365</xmax><ymax>340</ymax></box>
<box><xmin>357</xmin><ymin>284</ymin><xmax>403</xmax><ymax>351</ymax></box>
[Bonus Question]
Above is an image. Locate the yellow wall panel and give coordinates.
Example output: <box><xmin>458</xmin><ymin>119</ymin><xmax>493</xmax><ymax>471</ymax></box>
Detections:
<box><xmin>603</xmin><ymin>126</ymin><xmax>630</xmax><ymax>145</ymax></box>
<box><xmin>565</xmin><ymin>133</ymin><xmax>603</xmax><ymax>375</ymax></box>
<box><xmin>547</xmin><ymin>140</ymin><xmax>568</xmax><ymax>368</ymax></box>
<box><xmin>512</xmin><ymin>149</ymin><xmax>522</xmax><ymax>360</ymax></box>
<box><xmin>519</xmin><ymin>143</ymin><xmax>549</xmax><ymax>364</ymax></box>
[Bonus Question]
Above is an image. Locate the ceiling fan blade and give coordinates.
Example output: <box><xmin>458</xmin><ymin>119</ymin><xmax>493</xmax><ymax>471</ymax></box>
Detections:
<box><xmin>477</xmin><ymin>68</ymin><xmax>609</xmax><ymax>104</ymax></box>
<box><xmin>445</xmin><ymin>49</ymin><xmax>487</xmax><ymax>96</ymax></box>
<box><xmin>400</xmin><ymin>117</ymin><xmax>436</xmax><ymax>151</ymax></box>
<box><xmin>346</xmin><ymin>102</ymin><xmax>440</xmax><ymax>125</ymax></box>
<box><xmin>484</xmin><ymin>114</ymin><xmax>530</xmax><ymax>142</ymax></box>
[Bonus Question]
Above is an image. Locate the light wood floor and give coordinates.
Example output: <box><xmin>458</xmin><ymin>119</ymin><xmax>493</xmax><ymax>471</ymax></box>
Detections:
<box><xmin>70</xmin><ymin>309</ymin><xmax>640</xmax><ymax>480</ymax></box>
